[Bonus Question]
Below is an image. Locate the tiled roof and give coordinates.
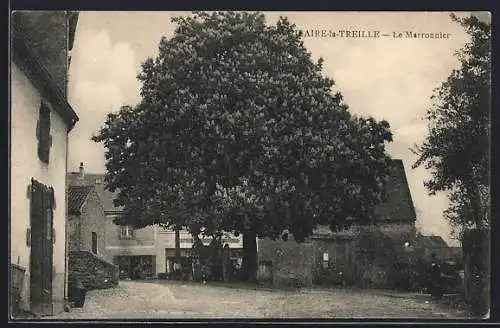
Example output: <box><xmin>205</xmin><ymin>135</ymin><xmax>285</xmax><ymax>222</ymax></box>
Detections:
<box><xmin>313</xmin><ymin>159</ymin><xmax>417</xmax><ymax>237</ymax></box>
<box><xmin>312</xmin><ymin>225</ymin><xmax>356</xmax><ymax>239</ymax></box>
<box><xmin>68</xmin><ymin>185</ymin><xmax>93</xmax><ymax>215</ymax></box>
<box><xmin>68</xmin><ymin>173</ymin><xmax>123</xmax><ymax>213</ymax></box>
<box><xmin>11</xmin><ymin>12</ymin><xmax>79</xmax><ymax>130</ymax></box>
<box><xmin>415</xmin><ymin>235</ymin><xmax>463</xmax><ymax>261</ymax></box>
<box><xmin>374</xmin><ymin>159</ymin><xmax>417</xmax><ymax>223</ymax></box>
<box><xmin>417</xmin><ymin>235</ymin><xmax>449</xmax><ymax>249</ymax></box>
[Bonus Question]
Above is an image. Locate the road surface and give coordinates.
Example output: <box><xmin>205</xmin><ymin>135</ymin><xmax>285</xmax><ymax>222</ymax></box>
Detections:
<box><xmin>50</xmin><ymin>280</ymin><xmax>466</xmax><ymax>320</ymax></box>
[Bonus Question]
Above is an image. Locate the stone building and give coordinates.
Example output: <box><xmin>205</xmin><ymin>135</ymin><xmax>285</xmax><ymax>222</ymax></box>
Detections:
<box><xmin>10</xmin><ymin>11</ymin><xmax>79</xmax><ymax>316</ymax></box>
<box><xmin>257</xmin><ymin>159</ymin><xmax>419</xmax><ymax>288</ymax></box>
<box><xmin>67</xmin><ymin>166</ymin><xmax>119</xmax><ymax>290</ymax></box>
<box><xmin>68</xmin><ymin>185</ymin><xmax>107</xmax><ymax>257</ymax></box>
<box><xmin>67</xmin><ymin>165</ymin><xmax>243</xmax><ymax>279</ymax></box>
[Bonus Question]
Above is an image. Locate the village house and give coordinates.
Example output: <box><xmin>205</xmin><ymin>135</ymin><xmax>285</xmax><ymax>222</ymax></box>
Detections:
<box><xmin>257</xmin><ymin>159</ymin><xmax>420</xmax><ymax>288</ymax></box>
<box><xmin>415</xmin><ymin>234</ymin><xmax>462</xmax><ymax>265</ymax></box>
<box><xmin>69</xmin><ymin>167</ymin><xmax>161</xmax><ymax>279</ymax></box>
<box><xmin>158</xmin><ymin>227</ymin><xmax>243</xmax><ymax>278</ymax></box>
<box><xmin>67</xmin><ymin>165</ymin><xmax>243</xmax><ymax>279</ymax></box>
<box><xmin>10</xmin><ymin>11</ymin><xmax>79</xmax><ymax>316</ymax></box>
<box><xmin>67</xmin><ymin>165</ymin><xmax>119</xmax><ymax>290</ymax></box>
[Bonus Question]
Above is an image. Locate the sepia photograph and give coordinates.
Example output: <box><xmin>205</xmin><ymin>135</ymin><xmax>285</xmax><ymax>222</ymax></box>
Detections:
<box><xmin>9</xmin><ymin>10</ymin><xmax>491</xmax><ymax>321</ymax></box>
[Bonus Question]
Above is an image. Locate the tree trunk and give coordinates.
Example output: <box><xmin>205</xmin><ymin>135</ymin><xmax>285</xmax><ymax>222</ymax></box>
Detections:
<box><xmin>241</xmin><ymin>231</ymin><xmax>257</xmax><ymax>282</ymax></box>
<box><xmin>175</xmin><ymin>228</ymin><xmax>181</xmax><ymax>265</ymax></box>
<box><xmin>470</xmin><ymin>183</ymin><xmax>481</xmax><ymax>227</ymax></box>
<box><xmin>462</xmin><ymin>221</ymin><xmax>490</xmax><ymax>316</ymax></box>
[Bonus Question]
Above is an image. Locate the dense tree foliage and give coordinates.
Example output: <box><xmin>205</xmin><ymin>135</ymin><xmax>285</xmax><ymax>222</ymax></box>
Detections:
<box><xmin>412</xmin><ymin>14</ymin><xmax>491</xmax><ymax>235</ymax></box>
<box><xmin>445</xmin><ymin>184</ymin><xmax>490</xmax><ymax>239</ymax></box>
<box><xmin>93</xmin><ymin>11</ymin><xmax>393</xmax><ymax>279</ymax></box>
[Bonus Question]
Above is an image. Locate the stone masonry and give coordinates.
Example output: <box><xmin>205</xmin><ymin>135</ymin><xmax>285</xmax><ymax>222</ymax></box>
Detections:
<box><xmin>68</xmin><ymin>251</ymin><xmax>118</xmax><ymax>290</ymax></box>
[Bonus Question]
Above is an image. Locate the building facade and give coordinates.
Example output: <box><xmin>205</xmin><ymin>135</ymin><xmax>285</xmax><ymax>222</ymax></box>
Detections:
<box><xmin>158</xmin><ymin>229</ymin><xmax>244</xmax><ymax>275</ymax></box>
<box><xmin>66</xmin><ymin>176</ymin><xmax>119</xmax><ymax>290</ymax></box>
<box><xmin>67</xmin><ymin>184</ymin><xmax>108</xmax><ymax>258</ymax></box>
<box><xmin>67</xmin><ymin>166</ymin><xmax>243</xmax><ymax>279</ymax></box>
<box><xmin>10</xmin><ymin>11</ymin><xmax>79</xmax><ymax>316</ymax></box>
<box><xmin>257</xmin><ymin>159</ymin><xmax>419</xmax><ymax>287</ymax></box>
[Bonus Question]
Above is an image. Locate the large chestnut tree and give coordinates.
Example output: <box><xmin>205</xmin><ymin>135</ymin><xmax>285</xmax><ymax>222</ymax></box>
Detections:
<box><xmin>93</xmin><ymin>11</ymin><xmax>393</xmax><ymax>280</ymax></box>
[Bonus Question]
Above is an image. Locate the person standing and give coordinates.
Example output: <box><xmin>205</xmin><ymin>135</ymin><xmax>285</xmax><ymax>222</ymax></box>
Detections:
<box><xmin>428</xmin><ymin>253</ymin><xmax>443</xmax><ymax>299</ymax></box>
<box><xmin>222</xmin><ymin>244</ymin><xmax>231</xmax><ymax>283</ymax></box>
<box><xmin>173</xmin><ymin>261</ymin><xmax>182</xmax><ymax>280</ymax></box>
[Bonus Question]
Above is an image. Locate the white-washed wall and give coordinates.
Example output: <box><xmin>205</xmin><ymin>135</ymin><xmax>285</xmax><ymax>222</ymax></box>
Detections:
<box><xmin>11</xmin><ymin>62</ymin><xmax>68</xmax><ymax>312</ymax></box>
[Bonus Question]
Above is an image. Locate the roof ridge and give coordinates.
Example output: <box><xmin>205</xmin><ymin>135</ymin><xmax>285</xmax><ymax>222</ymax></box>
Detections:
<box><xmin>68</xmin><ymin>185</ymin><xmax>94</xmax><ymax>215</ymax></box>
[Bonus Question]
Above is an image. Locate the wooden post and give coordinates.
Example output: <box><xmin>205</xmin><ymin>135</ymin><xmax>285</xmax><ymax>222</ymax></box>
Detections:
<box><xmin>175</xmin><ymin>228</ymin><xmax>181</xmax><ymax>267</ymax></box>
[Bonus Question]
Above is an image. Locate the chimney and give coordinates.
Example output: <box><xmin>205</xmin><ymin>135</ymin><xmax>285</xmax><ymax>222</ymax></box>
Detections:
<box><xmin>79</xmin><ymin>162</ymin><xmax>85</xmax><ymax>180</ymax></box>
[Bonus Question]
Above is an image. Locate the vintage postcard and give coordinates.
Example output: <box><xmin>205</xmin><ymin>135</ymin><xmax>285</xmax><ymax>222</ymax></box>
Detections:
<box><xmin>9</xmin><ymin>11</ymin><xmax>491</xmax><ymax>321</ymax></box>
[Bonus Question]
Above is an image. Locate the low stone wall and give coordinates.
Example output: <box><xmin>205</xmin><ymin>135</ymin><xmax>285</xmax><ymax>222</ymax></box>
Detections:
<box><xmin>312</xmin><ymin>238</ymin><xmax>357</xmax><ymax>285</ymax></box>
<box><xmin>257</xmin><ymin>261</ymin><xmax>273</xmax><ymax>283</ymax></box>
<box><xmin>257</xmin><ymin>238</ymin><xmax>314</xmax><ymax>287</ymax></box>
<box><xmin>10</xmin><ymin>263</ymin><xmax>26</xmax><ymax>316</ymax></box>
<box><xmin>68</xmin><ymin>251</ymin><xmax>119</xmax><ymax>290</ymax></box>
<box><xmin>274</xmin><ymin>242</ymin><xmax>313</xmax><ymax>287</ymax></box>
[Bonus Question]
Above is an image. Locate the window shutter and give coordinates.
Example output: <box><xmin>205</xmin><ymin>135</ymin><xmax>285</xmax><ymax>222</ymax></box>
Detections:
<box><xmin>92</xmin><ymin>232</ymin><xmax>98</xmax><ymax>253</ymax></box>
<box><xmin>26</xmin><ymin>228</ymin><xmax>31</xmax><ymax>247</ymax></box>
<box><xmin>48</xmin><ymin>187</ymin><xmax>55</xmax><ymax>209</ymax></box>
<box><xmin>47</xmin><ymin>105</ymin><xmax>52</xmax><ymax>155</ymax></box>
<box><xmin>37</xmin><ymin>103</ymin><xmax>51</xmax><ymax>164</ymax></box>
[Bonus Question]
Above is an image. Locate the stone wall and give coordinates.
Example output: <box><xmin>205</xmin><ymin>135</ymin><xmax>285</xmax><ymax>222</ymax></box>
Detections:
<box><xmin>68</xmin><ymin>251</ymin><xmax>118</xmax><ymax>290</ymax></box>
<box><xmin>67</xmin><ymin>214</ymin><xmax>80</xmax><ymax>252</ymax></box>
<box><xmin>353</xmin><ymin>224</ymin><xmax>417</xmax><ymax>289</ymax></box>
<box><xmin>273</xmin><ymin>242</ymin><xmax>313</xmax><ymax>287</ymax></box>
<box><xmin>311</xmin><ymin>238</ymin><xmax>356</xmax><ymax>285</ymax></box>
<box><xmin>364</xmin><ymin>222</ymin><xmax>416</xmax><ymax>236</ymax></box>
<box><xmin>80</xmin><ymin>190</ymin><xmax>108</xmax><ymax>260</ymax></box>
<box><xmin>257</xmin><ymin>222</ymin><xmax>417</xmax><ymax>289</ymax></box>
<box><xmin>257</xmin><ymin>237</ymin><xmax>313</xmax><ymax>287</ymax></box>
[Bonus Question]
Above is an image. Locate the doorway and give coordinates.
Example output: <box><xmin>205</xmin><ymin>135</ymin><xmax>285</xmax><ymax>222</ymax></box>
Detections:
<box><xmin>115</xmin><ymin>256</ymin><xmax>155</xmax><ymax>280</ymax></box>
<box><xmin>29</xmin><ymin>179</ymin><xmax>54</xmax><ymax>316</ymax></box>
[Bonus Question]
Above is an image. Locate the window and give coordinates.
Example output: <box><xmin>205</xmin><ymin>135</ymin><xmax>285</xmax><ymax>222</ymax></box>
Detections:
<box><xmin>120</xmin><ymin>226</ymin><xmax>134</xmax><ymax>239</ymax></box>
<box><xmin>91</xmin><ymin>232</ymin><xmax>98</xmax><ymax>254</ymax></box>
<box><xmin>159</xmin><ymin>226</ymin><xmax>171</xmax><ymax>234</ymax></box>
<box><xmin>322</xmin><ymin>252</ymin><xmax>329</xmax><ymax>269</ymax></box>
<box><xmin>36</xmin><ymin>103</ymin><xmax>52</xmax><ymax>164</ymax></box>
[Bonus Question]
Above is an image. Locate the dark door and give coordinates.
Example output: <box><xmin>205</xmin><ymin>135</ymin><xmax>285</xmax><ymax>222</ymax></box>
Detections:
<box><xmin>29</xmin><ymin>179</ymin><xmax>54</xmax><ymax>316</ymax></box>
<box><xmin>117</xmin><ymin>256</ymin><xmax>132</xmax><ymax>279</ymax></box>
<box><xmin>91</xmin><ymin>232</ymin><xmax>98</xmax><ymax>254</ymax></box>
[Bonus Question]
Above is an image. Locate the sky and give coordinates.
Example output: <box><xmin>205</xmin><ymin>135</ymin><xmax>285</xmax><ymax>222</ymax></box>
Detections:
<box><xmin>67</xmin><ymin>11</ymin><xmax>490</xmax><ymax>246</ymax></box>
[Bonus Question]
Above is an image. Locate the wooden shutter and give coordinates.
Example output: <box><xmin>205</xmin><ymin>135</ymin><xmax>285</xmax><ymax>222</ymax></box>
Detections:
<box><xmin>29</xmin><ymin>179</ymin><xmax>54</xmax><ymax>315</ymax></box>
<box><xmin>30</xmin><ymin>179</ymin><xmax>44</xmax><ymax>313</ymax></box>
<box><xmin>37</xmin><ymin>103</ymin><xmax>51</xmax><ymax>164</ymax></box>
<box><xmin>92</xmin><ymin>232</ymin><xmax>98</xmax><ymax>253</ymax></box>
